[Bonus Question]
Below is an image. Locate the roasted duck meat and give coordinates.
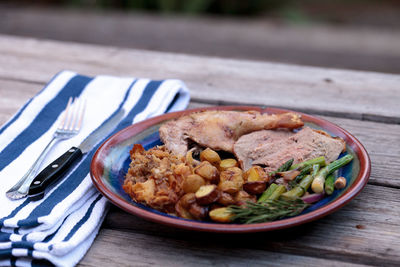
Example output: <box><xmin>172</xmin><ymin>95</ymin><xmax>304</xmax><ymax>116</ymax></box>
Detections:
<box><xmin>233</xmin><ymin>127</ymin><xmax>346</xmax><ymax>171</ymax></box>
<box><xmin>159</xmin><ymin>110</ymin><xmax>303</xmax><ymax>155</ymax></box>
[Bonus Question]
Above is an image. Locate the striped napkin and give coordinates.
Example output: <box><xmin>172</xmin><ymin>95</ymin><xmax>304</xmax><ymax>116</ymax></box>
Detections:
<box><xmin>0</xmin><ymin>71</ymin><xmax>190</xmax><ymax>267</ymax></box>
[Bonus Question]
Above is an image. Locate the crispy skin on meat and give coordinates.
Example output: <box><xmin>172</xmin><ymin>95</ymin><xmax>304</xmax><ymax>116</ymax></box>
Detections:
<box><xmin>233</xmin><ymin>127</ymin><xmax>346</xmax><ymax>171</ymax></box>
<box><xmin>159</xmin><ymin>110</ymin><xmax>303</xmax><ymax>156</ymax></box>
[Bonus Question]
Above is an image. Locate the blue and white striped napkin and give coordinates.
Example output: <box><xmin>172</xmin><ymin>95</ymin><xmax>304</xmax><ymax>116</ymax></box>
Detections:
<box><xmin>0</xmin><ymin>71</ymin><xmax>190</xmax><ymax>267</ymax></box>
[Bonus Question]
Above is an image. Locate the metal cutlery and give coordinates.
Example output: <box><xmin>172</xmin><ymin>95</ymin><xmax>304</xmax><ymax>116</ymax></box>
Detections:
<box><xmin>6</xmin><ymin>97</ymin><xmax>85</xmax><ymax>200</ymax></box>
<box><xmin>27</xmin><ymin>108</ymin><xmax>125</xmax><ymax>200</ymax></box>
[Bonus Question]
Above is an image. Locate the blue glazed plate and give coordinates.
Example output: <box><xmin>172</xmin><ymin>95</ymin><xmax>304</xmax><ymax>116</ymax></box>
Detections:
<box><xmin>90</xmin><ymin>106</ymin><xmax>370</xmax><ymax>233</ymax></box>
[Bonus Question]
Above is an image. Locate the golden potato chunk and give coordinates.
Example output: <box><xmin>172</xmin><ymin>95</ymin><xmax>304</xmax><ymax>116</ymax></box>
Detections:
<box><xmin>194</xmin><ymin>161</ymin><xmax>220</xmax><ymax>184</ymax></box>
<box><xmin>218</xmin><ymin>167</ymin><xmax>244</xmax><ymax>194</ymax></box>
<box><xmin>209</xmin><ymin>207</ymin><xmax>233</xmax><ymax>223</ymax></box>
<box><xmin>219</xmin><ymin>158</ymin><xmax>238</xmax><ymax>171</ymax></box>
<box><xmin>244</xmin><ymin>166</ymin><xmax>267</xmax><ymax>182</ymax></box>
<box><xmin>243</xmin><ymin>181</ymin><xmax>267</xmax><ymax>195</ymax></box>
<box><xmin>183</xmin><ymin>174</ymin><xmax>206</xmax><ymax>193</ymax></box>
<box><xmin>200</xmin><ymin>148</ymin><xmax>221</xmax><ymax>166</ymax></box>
<box><xmin>195</xmin><ymin>184</ymin><xmax>220</xmax><ymax>205</ymax></box>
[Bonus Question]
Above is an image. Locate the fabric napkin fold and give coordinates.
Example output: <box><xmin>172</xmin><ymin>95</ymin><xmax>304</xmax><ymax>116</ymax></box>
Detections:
<box><xmin>0</xmin><ymin>71</ymin><xmax>190</xmax><ymax>267</ymax></box>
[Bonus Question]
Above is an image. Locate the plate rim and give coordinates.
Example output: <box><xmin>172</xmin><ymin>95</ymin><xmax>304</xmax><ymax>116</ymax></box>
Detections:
<box><xmin>90</xmin><ymin>105</ymin><xmax>371</xmax><ymax>233</ymax></box>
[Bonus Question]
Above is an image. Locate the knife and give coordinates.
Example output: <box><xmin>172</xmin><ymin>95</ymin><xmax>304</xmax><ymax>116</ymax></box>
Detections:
<box><xmin>27</xmin><ymin>109</ymin><xmax>125</xmax><ymax>200</ymax></box>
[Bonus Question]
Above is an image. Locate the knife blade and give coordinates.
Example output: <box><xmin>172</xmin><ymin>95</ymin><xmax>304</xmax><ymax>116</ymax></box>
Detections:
<box><xmin>28</xmin><ymin>109</ymin><xmax>125</xmax><ymax>200</ymax></box>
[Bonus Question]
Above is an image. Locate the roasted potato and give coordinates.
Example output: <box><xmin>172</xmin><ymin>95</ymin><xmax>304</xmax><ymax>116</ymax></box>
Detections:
<box><xmin>234</xmin><ymin>190</ymin><xmax>257</xmax><ymax>206</ymax></box>
<box><xmin>243</xmin><ymin>181</ymin><xmax>267</xmax><ymax>195</ymax></box>
<box><xmin>194</xmin><ymin>161</ymin><xmax>220</xmax><ymax>184</ymax></box>
<box><xmin>182</xmin><ymin>174</ymin><xmax>206</xmax><ymax>193</ymax></box>
<box><xmin>219</xmin><ymin>158</ymin><xmax>238</xmax><ymax>171</ymax></box>
<box><xmin>188</xmin><ymin>203</ymin><xmax>209</xmax><ymax>220</ymax></box>
<box><xmin>217</xmin><ymin>192</ymin><xmax>236</xmax><ymax>206</ymax></box>
<box><xmin>175</xmin><ymin>194</ymin><xmax>195</xmax><ymax>220</ymax></box>
<box><xmin>195</xmin><ymin>184</ymin><xmax>220</xmax><ymax>205</ymax></box>
<box><xmin>200</xmin><ymin>148</ymin><xmax>221</xmax><ymax>166</ymax></box>
<box><xmin>244</xmin><ymin>166</ymin><xmax>265</xmax><ymax>182</ymax></box>
<box><xmin>209</xmin><ymin>207</ymin><xmax>233</xmax><ymax>223</ymax></box>
<box><xmin>179</xmin><ymin>193</ymin><xmax>196</xmax><ymax>209</ymax></box>
<box><xmin>218</xmin><ymin>167</ymin><xmax>244</xmax><ymax>194</ymax></box>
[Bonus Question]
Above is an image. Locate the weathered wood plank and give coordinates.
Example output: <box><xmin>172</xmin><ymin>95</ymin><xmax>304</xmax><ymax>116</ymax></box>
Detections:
<box><xmin>0</xmin><ymin>78</ymin><xmax>43</xmax><ymax>125</ymax></box>
<box><xmin>79</xmin><ymin>228</ymin><xmax>367</xmax><ymax>267</ymax></box>
<box><xmin>0</xmin><ymin>35</ymin><xmax>399</xmax><ymax>123</ymax></box>
<box><xmin>2</xmin><ymin>7</ymin><xmax>400</xmax><ymax>74</ymax></box>
<box><xmin>95</xmin><ymin>184</ymin><xmax>400</xmax><ymax>266</ymax></box>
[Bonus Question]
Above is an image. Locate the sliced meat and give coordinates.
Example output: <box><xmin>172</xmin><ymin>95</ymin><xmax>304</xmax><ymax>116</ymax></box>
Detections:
<box><xmin>234</xmin><ymin>127</ymin><xmax>346</xmax><ymax>172</ymax></box>
<box><xmin>159</xmin><ymin>110</ymin><xmax>303</xmax><ymax>156</ymax></box>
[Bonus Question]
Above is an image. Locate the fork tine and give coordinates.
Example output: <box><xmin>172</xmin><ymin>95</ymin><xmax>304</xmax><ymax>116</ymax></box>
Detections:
<box><xmin>64</xmin><ymin>97</ymin><xmax>77</xmax><ymax>130</ymax></box>
<box><xmin>69</xmin><ymin>97</ymin><xmax>84</xmax><ymax>132</ymax></box>
<box><xmin>58</xmin><ymin>97</ymin><xmax>73</xmax><ymax>130</ymax></box>
<box><xmin>74</xmin><ymin>99</ymin><xmax>86</xmax><ymax>132</ymax></box>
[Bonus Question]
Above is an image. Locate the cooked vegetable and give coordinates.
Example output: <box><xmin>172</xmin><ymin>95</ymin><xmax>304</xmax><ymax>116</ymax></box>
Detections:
<box><xmin>218</xmin><ymin>167</ymin><xmax>244</xmax><ymax>194</ymax></box>
<box><xmin>277</xmin><ymin>170</ymin><xmax>301</xmax><ymax>181</ymax></box>
<box><xmin>245</xmin><ymin>166</ymin><xmax>265</xmax><ymax>182</ymax></box>
<box><xmin>334</xmin><ymin>176</ymin><xmax>347</xmax><ymax>189</ymax></box>
<box><xmin>243</xmin><ymin>181</ymin><xmax>267</xmax><ymax>195</ymax></box>
<box><xmin>228</xmin><ymin>198</ymin><xmax>309</xmax><ymax>224</ymax></box>
<box><xmin>294</xmin><ymin>164</ymin><xmax>313</xmax><ymax>182</ymax></box>
<box><xmin>219</xmin><ymin>158</ymin><xmax>238</xmax><ymax>171</ymax></box>
<box><xmin>290</xmin><ymin>156</ymin><xmax>326</xmax><ymax>170</ymax></box>
<box><xmin>188</xmin><ymin>203</ymin><xmax>209</xmax><ymax>220</ymax></box>
<box><xmin>277</xmin><ymin>158</ymin><xmax>294</xmax><ymax>172</ymax></box>
<box><xmin>175</xmin><ymin>194</ymin><xmax>195</xmax><ymax>220</ymax></box>
<box><xmin>258</xmin><ymin>183</ymin><xmax>278</xmax><ymax>202</ymax></box>
<box><xmin>311</xmin><ymin>154</ymin><xmax>353</xmax><ymax>193</ymax></box>
<box><xmin>301</xmin><ymin>193</ymin><xmax>324</xmax><ymax>203</ymax></box>
<box><xmin>209</xmin><ymin>207</ymin><xmax>233</xmax><ymax>223</ymax></box>
<box><xmin>200</xmin><ymin>148</ymin><xmax>221</xmax><ymax>166</ymax></box>
<box><xmin>194</xmin><ymin>161</ymin><xmax>220</xmax><ymax>184</ymax></box>
<box><xmin>281</xmin><ymin>164</ymin><xmax>320</xmax><ymax>199</ymax></box>
<box><xmin>234</xmin><ymin>190</ymin><xmax>257</xmax><ymax>206</ymax></box>
<box><xmin>183</xmin><ymin>174</ymin><xmax>206</xmax><ymax>193</ymax></box>
<box><xmin>217</xmin><ymin>192</ymin><xmax>236</xmax><ymax>206</ymax></box>
<box><xmin>269</xmin><ymin>185</ymin><xmax>287</xmax><ymax>200</ymax></box>
<box><xmin>324</xmin><ymin>173</ymin><xmax>335</xmax><ymax>195</ymax></box>
<box><xmin>195</xmin><ymin>185</ymin><xmax>220</xmax><ymax>205</ymax></box>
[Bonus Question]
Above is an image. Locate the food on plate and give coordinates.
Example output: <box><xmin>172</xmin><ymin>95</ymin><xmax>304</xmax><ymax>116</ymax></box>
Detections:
<box><xmin>159</xmin><ymin>110</ymin><xmax>303</xmax><ymax>156</ymax></box>
<box><xmin>124</xmin><ymin>110</ymin><xmax>353</xmax><ymax>224</ymax></box>
<box><xmin>334</xmin><ymin>176</ymin><xmax>347</xmax><ymax>189</ymax></box>
<box><xmin>234</xmin><ymin>126</ymin><xmax>345</xmax><ymax>171</ymax></box>
<box><xmin>123</xmin><ymin>144</ymin><xmax>189</xmax><ymax>213</ymax></box>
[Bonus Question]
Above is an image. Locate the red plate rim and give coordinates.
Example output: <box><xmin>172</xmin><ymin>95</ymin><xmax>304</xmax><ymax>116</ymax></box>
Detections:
<box><xmin>90</xmin><ymin>106</ymin><xmax>371</xmax><ymax>233</ymax></box>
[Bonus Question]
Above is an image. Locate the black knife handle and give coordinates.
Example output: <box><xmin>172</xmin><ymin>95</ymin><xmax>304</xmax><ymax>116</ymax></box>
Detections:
<box><xmin>28</xmin><ymin>147</ymin><xmax>82</xmax><ymax>200</ymax></box>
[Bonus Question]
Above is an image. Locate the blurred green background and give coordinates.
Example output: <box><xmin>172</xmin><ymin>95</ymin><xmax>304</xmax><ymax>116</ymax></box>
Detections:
<box><xmin>6</xmin><ymin>0</ymin><xmax>400</xmax><ymax>27</ymax></box>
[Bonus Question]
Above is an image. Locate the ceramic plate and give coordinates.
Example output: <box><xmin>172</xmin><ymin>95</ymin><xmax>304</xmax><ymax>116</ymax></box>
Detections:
<box><xmin>90</xmin><ymin>106</ymin><xmax>371</xmax><ymax>233</ymax></box>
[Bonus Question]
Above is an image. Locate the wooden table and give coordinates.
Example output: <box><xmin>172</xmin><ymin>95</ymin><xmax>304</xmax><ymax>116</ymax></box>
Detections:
<box><xmin>1</xmin><ymin>34</ymin><xmax>399</xmax><ymax>267</ymax></box>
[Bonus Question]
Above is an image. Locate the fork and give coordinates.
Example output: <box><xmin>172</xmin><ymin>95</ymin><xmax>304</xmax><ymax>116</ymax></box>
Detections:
<box><xmin>6</xmin><ymin>97</ymin><xmax>85</xmax><ymax>200</ymax></box>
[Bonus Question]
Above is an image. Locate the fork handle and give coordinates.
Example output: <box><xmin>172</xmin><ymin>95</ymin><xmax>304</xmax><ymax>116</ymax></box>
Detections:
<box><xmin>28</xmin><ymin>147</ymin><xmax>83</xmax><ymax>200</ymax></box>
<box><xmin>6</xmin><ymin>137</ymin><xmax>59</xmax><ymax>198</ymax></box>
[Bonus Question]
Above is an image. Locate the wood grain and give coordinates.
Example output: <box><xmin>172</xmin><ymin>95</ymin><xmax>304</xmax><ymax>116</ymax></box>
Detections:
<box><xmin>83</xmin><ymin>184</ymin><xmax>400</xmax><ymax>267</ymax></box>
<box><xmin>79</xmin><ymin>228</ymin><xmax>367</xmax><ymax>267</ymax></box>
<box><xmin>0</xmin><ymin>35</ymin><xmax>399</xmax><ymax>123</ymax></box>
